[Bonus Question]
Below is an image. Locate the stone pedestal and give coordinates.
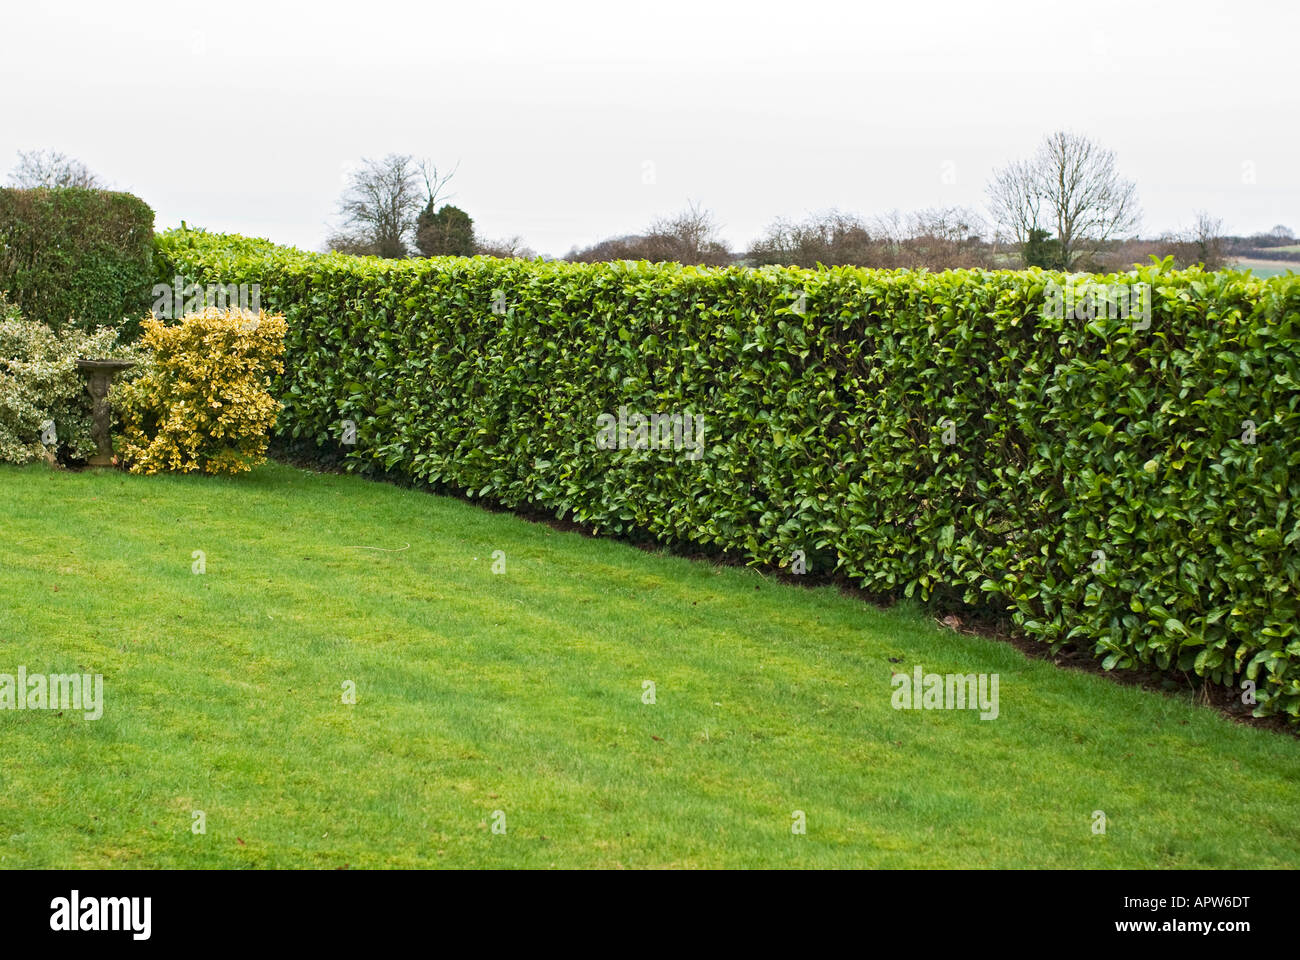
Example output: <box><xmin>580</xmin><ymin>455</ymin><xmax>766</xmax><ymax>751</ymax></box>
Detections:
<box><xmin>75</xmin><ymin>358</ymin><xmax>135</xmax><ymax>466</ymax></box>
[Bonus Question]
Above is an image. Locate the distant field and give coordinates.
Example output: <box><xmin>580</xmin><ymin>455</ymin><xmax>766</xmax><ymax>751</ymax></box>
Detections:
<box><xmin>1233</xmin><ymin>258</ymin><xmax>1298</xmax><ymax>278</ymax></box>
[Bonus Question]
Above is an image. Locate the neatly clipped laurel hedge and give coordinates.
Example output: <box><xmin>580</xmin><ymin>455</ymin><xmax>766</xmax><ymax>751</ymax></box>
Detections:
<box><xmin>157</xmin><ymin>228</ymin><xmax>1300</xmax><ymax>719</ymax></box>
<box><xmin>0</xmin><ymin>187</ymin><xmax>155</xmax><ymax>337</ymax></box>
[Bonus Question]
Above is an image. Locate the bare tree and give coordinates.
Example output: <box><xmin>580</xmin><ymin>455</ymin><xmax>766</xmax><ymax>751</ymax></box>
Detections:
<box><xmin>986</xmin><ymin>159</ymin><xmax>1044</xmax><ymax>250</ymax></box>
<box><xmin>9</xmin><ymin>149</ymin><xmax>103</xmax><ymax>189</ymax></box>
<box><xmin>642</xmin><ymin>202</ymin><xmax>732</xmax><ymax>265</ymax></box>
<box><xmin>567</xmin><ymin>202</ymin><xmax>731</xmax><ymax>266</ymax></box>
<box><xmin>328</xmin><ymin>154</ymin><xmax>427</xmax><ymax>258</ymax></box>
<box><xmin>748</xmin><ymin>210</ymin><xmax>881</xmax><ymax>267</ymax></box>
<box><xmin>476</xmin><ymin>235</ymin><xmax>538</xmax><ymax>259</ymax></box>
<box><xmin>896</xmin><ymin>206</ymin><xmax>994</xmax><ymax>269</ymax></box>
<box><xmin>748</xmin><ymin>207</ymin><xmax>993</xmax><ymax>270</ymax></box>
<box><xmin>1148</xmin><ymin>211</ymin><xmax>1228</xmax><ymax>270</ymax></box>
<box><xmin>987</xmin><ymin>132</ymin><xmax>1140</xmax><ymax>269</ymax></box>
<box><xmin>419</xmin><ymin>160</ymin><xmax>457</xmax><ymax>212</ymax></box>
<box><xmin>1188</xmin><ymin>211</ymin><xmax>1226</xmax><ymax>269</ymax></box>
<box><xmin>565</xmin><ymin>234</ymin><xmax>644</xmax><ymax>263</ymax></box>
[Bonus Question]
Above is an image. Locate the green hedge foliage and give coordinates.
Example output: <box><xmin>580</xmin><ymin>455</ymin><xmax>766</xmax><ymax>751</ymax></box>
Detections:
<box><xmin>0</xmin><ymin>187</ymin><xmax>155</xmax><ymax>338</ymax></box>
<box><xmin>157</xmin><ymin>228</ymin><xmax>1300</xmax><ymax>719</ymax></box>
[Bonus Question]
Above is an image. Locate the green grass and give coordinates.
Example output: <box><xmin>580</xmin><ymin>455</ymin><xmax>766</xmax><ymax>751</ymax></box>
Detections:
<box><xmin>2</xmin><ymin>461</ymin><xmax>1298</xmax><ymax>868</ymax></box>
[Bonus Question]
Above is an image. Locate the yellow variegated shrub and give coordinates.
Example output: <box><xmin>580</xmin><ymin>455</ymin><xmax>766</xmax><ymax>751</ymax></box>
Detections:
<box><xmin>113</xmin><ymin>307</ymin><xmax>286</xmax><ymax>475</ymax></box>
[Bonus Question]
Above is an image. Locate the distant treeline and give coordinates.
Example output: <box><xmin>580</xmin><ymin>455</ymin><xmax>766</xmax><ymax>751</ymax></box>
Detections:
<box><xmin>565</xmin><ymin>207</ymin><xmax>1294</xmax><ymax>273</ymax></box>
<box><xmin>1223</xmin><ymin>232</ymin><xmax>1300</xmax><ymax>262</ymax></box>
<box><xmin>315</xmin><ymin>144</ymin><xmax>1293</xmax><ymax>273</ymax></box>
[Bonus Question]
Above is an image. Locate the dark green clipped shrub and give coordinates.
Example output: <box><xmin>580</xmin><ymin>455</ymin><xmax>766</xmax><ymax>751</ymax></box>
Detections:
<box><xmin>0</xmin><ymin>187</ymin><xmax>155</xmax><ymax>338</ymax></box>
<box><xmin>156</xmin><ymin>229</ymin><xmax>1300</xmax><ymax>720</ymax></box>
<box><xmin>415</xmin><ymin>203</ymin><xmax>475</xmax><ymax>257</ymax></box>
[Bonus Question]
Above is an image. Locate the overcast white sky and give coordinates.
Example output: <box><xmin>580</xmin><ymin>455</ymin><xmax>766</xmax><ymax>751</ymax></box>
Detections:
<box><xmin>2</xmin><ymin>0</ymin><xmax>1295</xmax><ymax>257</ymax></box>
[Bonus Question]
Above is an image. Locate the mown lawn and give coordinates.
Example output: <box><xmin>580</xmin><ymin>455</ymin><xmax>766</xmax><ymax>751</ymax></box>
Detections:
<box><xmin>1</xmin><ymin>461</ymin><xmax>1298</xmax><ymax>868</ymax></box>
